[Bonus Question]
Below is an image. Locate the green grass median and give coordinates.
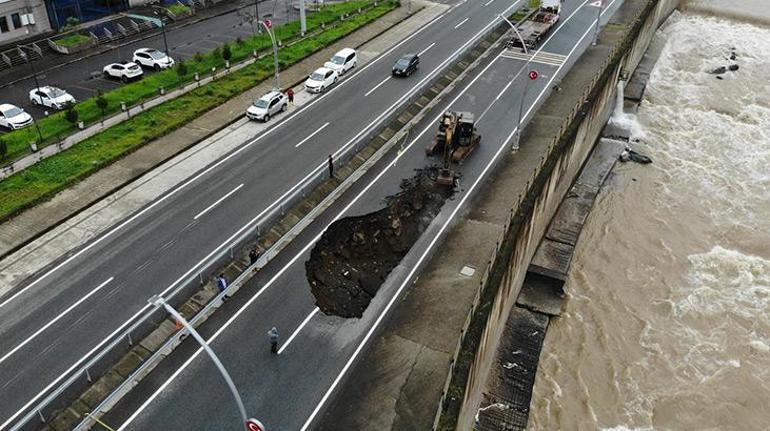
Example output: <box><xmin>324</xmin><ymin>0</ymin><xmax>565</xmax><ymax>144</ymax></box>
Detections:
<box><xmin>0</xmin><ymin>0</ymin><xmax>381</xmax><ymax>164</ymax></box>
<box><xmin>0</xmin><ymin>0</ymin><xmax>399</xmax><ymax>222</ymax></box>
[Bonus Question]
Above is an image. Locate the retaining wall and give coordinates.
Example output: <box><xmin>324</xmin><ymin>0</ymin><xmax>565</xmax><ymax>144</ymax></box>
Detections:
<box><xmin>449</xmin><ymin>0</ymin><xmax>680</xmax><ymax>428</ymax></box>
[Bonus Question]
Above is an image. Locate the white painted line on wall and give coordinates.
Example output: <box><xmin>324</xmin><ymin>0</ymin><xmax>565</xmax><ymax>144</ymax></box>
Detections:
<box><xmin>193</xmin><ymin>184</ymin><xmax>244</xmax><ymax>220</ymax></box>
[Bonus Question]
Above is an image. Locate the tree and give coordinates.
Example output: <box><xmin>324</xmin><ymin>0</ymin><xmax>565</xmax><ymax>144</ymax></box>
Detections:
<box><xmin>176</xmin><ymin>61</ymin><xmax>188</xmax><ymax>82</ymax></box>
<box><xmin>222</xmin><ymin>43</ymin><xmax>232</xmax><ymax>62</ymax></box>
<box><xmin>0</xmin><ymin>138</ymin><xmax>7</xmax><ymax>161</ymax></box>
<box><xmin>95</xmin><ymin>91</ymin><xmax>109</xmax><ymax>123</ymax></box>
<box><xmin>64</xmin><ymin>105</ymin><xmax>79</xmax><ymax>127</ymax></box>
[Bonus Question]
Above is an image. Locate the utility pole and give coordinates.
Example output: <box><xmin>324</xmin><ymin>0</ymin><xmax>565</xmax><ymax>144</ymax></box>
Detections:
<box><xmin>499</xmin><ymin>16</ymin><xmax>531</xmax><ymax>151</ymax></box>
<box><xmin>17</xmin><ymin>45</ymin><xmax>44</xmax><ymax>146</ymax></box>
<box><xmin>592</xmin><ymin>0</ymin><xmax>602</xmax><ymax>46</ymax></box>
<box><xmin>149</xmin><ymin>295</ymin><xmax>257</xmax><ymax>431</ymax></box>
<box><xmin>299</xmin><ymin>0</ymin><xmax>307</xmax><ymax>36</ymax></box>
<box><xmin>260</xmin><ymin>20</ymin><xmax>281</xmax><ymax>89</ymax></box>
<box><xmin>152</xmin><ymin>7</ymin><xmax>170</xmax><ymax>55</ymax></box>
<box><xmin>254</xmin><ymin>0</ymin><xmax>261</xmax><ymax>32</ymax></box>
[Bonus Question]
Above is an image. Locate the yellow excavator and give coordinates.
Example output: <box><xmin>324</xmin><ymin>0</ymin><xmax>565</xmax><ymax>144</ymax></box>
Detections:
<box><xmin>426</xmin><ymin>111</ymin><xmax>481</xmax><ymax>185</ymax></box>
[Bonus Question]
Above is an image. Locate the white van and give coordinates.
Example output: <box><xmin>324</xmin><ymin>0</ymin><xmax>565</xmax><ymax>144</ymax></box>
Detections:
<box><xmin>324</xmin><ymin>48</ymin><xmax>357</xmax><ymax>75</ymax></box>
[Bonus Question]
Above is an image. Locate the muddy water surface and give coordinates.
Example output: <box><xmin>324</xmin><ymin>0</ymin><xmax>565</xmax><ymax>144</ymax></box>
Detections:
<box><xmin>528</xmin><ymin>11</ymin><xmax>770</xmax><ymax>431</ymax></box>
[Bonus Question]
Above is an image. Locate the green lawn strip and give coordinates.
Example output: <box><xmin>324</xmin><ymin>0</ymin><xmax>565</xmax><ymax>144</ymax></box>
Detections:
<box><xmin>167</xmin><ymin>2</ymin><xmax>192</xmax><ymax>16</ymax></box>
<box><xmin>0</xmin><ymin>0</ymin><xmax>376</xmax><ymax>164</ymax></box>
<box><xmin>0</xmin><ymin>1</ymin><xmax>398</xmax><ymax>221</ymax></box>
<box><xmin>53</xmin><ymin>33</ymin><xmax>92</xmax><ymax>47</ymax></box>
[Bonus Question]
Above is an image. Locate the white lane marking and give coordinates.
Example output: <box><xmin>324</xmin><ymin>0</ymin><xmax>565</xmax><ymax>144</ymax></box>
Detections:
<box><xmin>116</xmin><ymin>20</ymin><xmax>523</xmax><ymax>429</ymax></box>
<box><xmin>454</xmin><ymin>17</ymin><xmax>470</xmax><ymax>29</ymax></box>
<box><xmin>119</xmin><ymin>0</ymin><xmax>611</xmax><ymax>427</ymax></box>
<box><xmin>0</xmin><ymin>277</ymin><xmax>114</xmax><ymax>367</ymax></box>
<box><xmin>364</xmin><ymin>76</ymin><xmax>391</xmax><ymax>97</ymax></box>
<box><xmin>277</xmin><ymin>308</ymin><xmax>319</xmax><ymax>355</ymax></box>
<box><xmin>484</xmin><ymin>0</ymin><xmax>496</xmax><ymax>6</ymax></box>
<box><xmin>0</xmin><ymin>4</ymin><xmax>472</xmax><ymax>427</ymax></box>
<box><xmin>193</xmin><ymin>184</ymin><xmax>244</xmax><ymax>220</ymax></box>
<box><xmin>295</xmin><ymin>122</ymin><xmax>331</xmax><ymax>148</ymax></box>
<box><xmin>302</xmin><ymin>0</ymin><xmax>611</xmax><ymax>428</ymax></box>
<box><xmin>0</xmin><ymin>0</ymin><xmax>456</xmax><ymax>314</ymax></box>
<box><xmin>418</xmin><ymin>42</ymin><xmax>437</xmax><ymax>56</ymax></box>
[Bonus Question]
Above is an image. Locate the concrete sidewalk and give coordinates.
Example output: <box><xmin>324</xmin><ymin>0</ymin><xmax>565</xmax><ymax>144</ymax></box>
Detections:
<box><xmin>0</xmin><ymin>1</ymin><xmax>447</xmax><ymax>299</ymax></box>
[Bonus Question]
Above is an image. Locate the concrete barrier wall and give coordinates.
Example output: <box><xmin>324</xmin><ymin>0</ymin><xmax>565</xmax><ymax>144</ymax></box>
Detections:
<box><xmin>454</xmin><ymin>0</ymin><xmax>680</xmax><ymax>428</ymax></box>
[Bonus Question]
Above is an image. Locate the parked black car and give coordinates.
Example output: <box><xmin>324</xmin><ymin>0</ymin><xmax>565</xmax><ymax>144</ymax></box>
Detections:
<box><xmin>392</xmin><ymin>53</ymin><xmax>419</xmax><ymax>77</ymax></box>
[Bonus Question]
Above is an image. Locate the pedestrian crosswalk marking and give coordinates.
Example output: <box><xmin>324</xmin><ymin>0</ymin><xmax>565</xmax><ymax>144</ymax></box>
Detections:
<box><xmin>501</xmin><ymin>49</ymin><xmax>566</xmax><ymax>67</ymax></box>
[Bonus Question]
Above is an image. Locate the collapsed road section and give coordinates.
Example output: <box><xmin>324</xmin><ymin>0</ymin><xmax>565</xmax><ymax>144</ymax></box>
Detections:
<box><xmin>307</xmin><ymin>168</ymin><xmax>454</xmax><ymax>318</ymax></box>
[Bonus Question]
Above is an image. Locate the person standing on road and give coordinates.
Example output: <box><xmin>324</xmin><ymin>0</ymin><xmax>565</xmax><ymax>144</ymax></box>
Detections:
<box><xmin>286</xmin><ymin>87</ymin><xmax>294</xmax><ymax>105</ymax></box>
<box><xmin>268</xmin><ymin>327</ymin><xmax>279</xmax><ymax>354</ymax></box>
<box><xmin>328</xmin><ymin>154</ymin><xmax>334</xmax><ymax>178</ymax></box>
<box><xmin>217</xmin><ymin>273</ymin><xmax>230</xmax><ymax>300</ymax></box>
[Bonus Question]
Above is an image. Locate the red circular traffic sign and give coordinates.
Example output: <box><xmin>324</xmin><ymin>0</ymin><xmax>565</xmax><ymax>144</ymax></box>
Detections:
<box><xmin>264</xmin><ymin>19</ymin><xmax>273</xmax><ymax>29</ymax></box>
<box><xmin>529</xmin><ymin>70</ymin><xmax>539</xmax><ymax>80</ymax></box>
<box><xmin>246</xmin><ymin>418</ymin><xmax>265</xmax><ymax>431</ymax></box>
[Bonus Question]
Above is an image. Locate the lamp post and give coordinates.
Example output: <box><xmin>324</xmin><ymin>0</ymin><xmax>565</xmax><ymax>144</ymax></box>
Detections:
<box><xmin>299</xmin><ymin>0</ymin><xmax>307</xmax><ymax>36</ymax></box>
<box><xmin>592</xmin><ymin>0</ymin><xmax>602</xmax><ymax>46</ymax></box>
<box><xmin>152</xmin><ymin>8</ymin><xmax>170</xmax><ymax>56</ymax></box>
<box><xmin>499</xmin><ymin>15</ymin><xmax>531</xmax><ymax>151</ymax></box>
<box><xmin>259</xmin><ymin>20</ymin><xmax>281</xmax><ymax>90</ymax></box>
<box><xmin>17</xmin><ymin>45</ymin><xmax>45</xmax><ymax>146</ymax></box>
<box><xmin>148</xmin><ymin>295</ymin><xmax>255</xmax><ymax>431</ymax></box>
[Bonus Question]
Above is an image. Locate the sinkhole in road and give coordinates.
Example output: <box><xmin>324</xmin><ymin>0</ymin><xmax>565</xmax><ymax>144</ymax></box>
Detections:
<box><xmin>305</xmin><ymin>167</ymin><xmax>455</xmax><ymax>318</ymax></box>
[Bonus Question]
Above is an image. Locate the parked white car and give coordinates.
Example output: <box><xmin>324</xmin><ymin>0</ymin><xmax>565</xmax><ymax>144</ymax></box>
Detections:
<box><xmin>28</xmin><ymin>86</ymin><xmax>76</xmax><ymax>110</ymax></box>
<box><xmin>304</xmin><ymin>67</ymin><xmax>338</xmax><ymax>93</ymax></box>
<box><xmin>324</xmin><ymin>48</ymin><xmax>357</xmax><ymax>75</ymax></box>
<box><xmin>103</xmin><ymin>61</ymin><xmax>144</xmax><ymax>82</ymax></box>
<box><xmin>0</xmin><ymin>103</ymin><xmax>34</xmax><ymax>130</ymax></box>
<box><xmin>246</xmin><ymin>91</ymin><xmax>288</xmax><ymax>122</ymax></box>
<box><xmin>133</xmin><ymin>48</ymin><xmax>175</xmax><ymax>70</ymax></box>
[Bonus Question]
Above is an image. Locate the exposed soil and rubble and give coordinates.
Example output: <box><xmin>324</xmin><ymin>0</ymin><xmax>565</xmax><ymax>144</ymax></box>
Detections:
<box><xmin>305</xmin><ymin>168</ymin><xmax>454</xmax><ymax>318</ymax></box>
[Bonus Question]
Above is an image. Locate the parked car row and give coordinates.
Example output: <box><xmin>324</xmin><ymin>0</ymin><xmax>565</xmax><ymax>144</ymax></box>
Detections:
<box><xmin>0</xmin><ymin>48</ymin><xmax>176</xmax><ymax>132</ymax></box>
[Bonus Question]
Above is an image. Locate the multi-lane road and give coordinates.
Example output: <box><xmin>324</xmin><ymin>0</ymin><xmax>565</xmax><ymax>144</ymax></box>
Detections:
<box><xmin>0</xmin><ymin>0</ymin><xmax>624</xmax><ymax>429</ymax></box>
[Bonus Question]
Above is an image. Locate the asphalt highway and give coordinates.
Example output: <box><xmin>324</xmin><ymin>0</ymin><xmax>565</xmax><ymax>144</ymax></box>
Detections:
<box><xmin>0</xmin><ymin>0</ymin><xmax>557</xmax><ymax>428</ymax></box>
<box><xmin>88</xmin><ymin>0</ymin><xmax>625</xmax><ymax>429</ymax></box>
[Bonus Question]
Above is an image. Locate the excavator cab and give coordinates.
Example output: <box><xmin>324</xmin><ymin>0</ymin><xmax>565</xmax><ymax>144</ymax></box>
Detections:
<box><xmin>428</xmin><ymin>110</ymin><xmax>481</xmax><ymax>186</ymax></box>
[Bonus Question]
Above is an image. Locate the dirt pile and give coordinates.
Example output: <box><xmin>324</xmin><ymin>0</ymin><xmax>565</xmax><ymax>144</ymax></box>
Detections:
<box><xmin>305</xmin><ymin>168</ymin><xmax>454</xmax><ymax>318</ymax></box>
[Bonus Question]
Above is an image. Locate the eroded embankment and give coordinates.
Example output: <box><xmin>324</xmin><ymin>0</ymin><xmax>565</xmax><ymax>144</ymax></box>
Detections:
<box><xmin>306</xmin><ymin>168</ymin><xmax>454</xmax><ymax>318</ymax></box>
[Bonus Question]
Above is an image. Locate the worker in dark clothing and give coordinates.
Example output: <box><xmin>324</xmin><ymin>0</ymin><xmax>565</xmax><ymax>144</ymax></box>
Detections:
<box><xmin>249</xmin><ymin>249</ymin><xmax>260</xmax><ymax>265</ymax></box>
<box><xmin>268</xmin><ymin>327</ymin><xmax>279</xmax><ymax>354</ymax></box>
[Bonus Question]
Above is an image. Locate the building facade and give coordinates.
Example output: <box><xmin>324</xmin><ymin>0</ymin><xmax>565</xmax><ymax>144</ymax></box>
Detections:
<box><xmin>0</xmin><ymin>0</ymin><xmax>52</xmax><ymax>45</ymax></box>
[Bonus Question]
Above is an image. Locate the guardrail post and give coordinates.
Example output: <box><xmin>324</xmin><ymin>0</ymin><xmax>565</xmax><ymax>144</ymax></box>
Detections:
<box><xmin>199</xmin><ymin>272</ymin><xmax>204</xmax><ymax>284</ymax></box>
<box><xmin>127</xmin><ymin>333</ymin><xmax>133</xmax><ymax>346</ymax></box>
<box><xmin>229</xmin><ymin>246</ymin><xmax>234</xmax><ymax>259</ymax></box>
<box><xmin>86</xmin><ymin>368</ymin><xmax>92</xmax><ymax>383</ymax></box>
<box><xmin>37</xmin><ymin>409</ymin><xmax>46</xmax><ymax>423</ymax></box>
<box><xmin>280</xmin><ymin>203</ymin><xmax>285</xmax><ymax>216</ymax></box>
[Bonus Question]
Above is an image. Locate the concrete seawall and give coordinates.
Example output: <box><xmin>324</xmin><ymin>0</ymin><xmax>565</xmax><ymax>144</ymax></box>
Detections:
<box><xmin>446</xmin><ymin>0</ymin><xmax>680</xmax><ymax>428</ymax></box>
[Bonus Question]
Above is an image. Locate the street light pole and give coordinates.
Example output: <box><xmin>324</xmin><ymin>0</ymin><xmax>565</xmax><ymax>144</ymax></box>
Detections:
<box><xmin>149</xmin><ymin>295</ymin><xmax>252</xmax><ymax>431</ymax></box>
<box><xmin>17</xmin><ymin>45</ymin><xmax>44</xmax><ymax>146</ymax></box>
<box><xmin>499</xmin><ymin>15</ymin><xmax>531</xmax><ymax>151</ymax></box>
<box><xmin>592</xmin><ymin>0</ymin><xmax>602</xmax><ymax>46</ymax></box>
<box><xmin>299</xmin><ymin>0</ymin><xmax>307</xmax><ymax>36</ymax></box>
<box><xmin>152</xmin><ymin>8</ymin><xmax>170</xmax><ymax>56</ymax></box>
<box><xmin>260</xmin><ymin>20</ymin><xmax>281</xmax><ymax>90</ymax></box>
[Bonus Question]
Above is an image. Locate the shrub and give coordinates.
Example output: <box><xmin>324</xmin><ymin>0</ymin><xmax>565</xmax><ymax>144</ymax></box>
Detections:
<box><xmin>0</xmin><ymin>139</ymin><xmax>6</xmax><ymax>161</ymax></box>
<box><xmin>95</xmin><ymin>91</ymin><xmax>108</xmax><ymax>121</ymax></box>
<box><xmin>193</xmin><ymin>52</ymin><xmax>204</xmax><ymax>63</ymax></box>
<box><xmin>64</xmin><ymin>106</ymin><xmax>79</xmax><ymax>126</ymax></box>
<box><xmin>176</xmin><ymin>61</ymin><xmax>189</xmax><ymax>80</ymax></box>
<box><xmin>222</xmin><ymin>43</ymin><xmax>232</xmax><ymax>62</ymax></box>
